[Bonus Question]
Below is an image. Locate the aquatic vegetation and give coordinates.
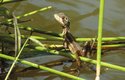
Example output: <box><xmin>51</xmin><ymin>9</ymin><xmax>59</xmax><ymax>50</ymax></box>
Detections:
<box><xmin>0</xmin><ymin>0</ymin><xmax>125</xmax><ymax>80</ymax></box>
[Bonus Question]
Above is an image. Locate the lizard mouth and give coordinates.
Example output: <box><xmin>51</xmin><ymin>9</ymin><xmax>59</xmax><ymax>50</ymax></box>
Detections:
<box><xmin>54</xmin><ymin>13</ymin><xmax>65</xmax><ymax>26</ymax></box>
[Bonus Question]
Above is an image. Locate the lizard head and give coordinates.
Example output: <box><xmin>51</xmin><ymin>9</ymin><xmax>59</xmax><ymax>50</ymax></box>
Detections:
<box><xmin>54</xmin><ymin>13</ymin><xmax>70</xmax><ymax>27</ymax></box>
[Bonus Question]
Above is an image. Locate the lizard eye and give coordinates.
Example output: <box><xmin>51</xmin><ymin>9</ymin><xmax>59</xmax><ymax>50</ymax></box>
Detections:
<box><xmin>65</xmin><ymin>17</ymin><xmax>68</xmax><ymax>22</ymax></box>
<box><xmin>65</xmin><ymin>17</ymin><xmax>67</xmax><ymax>20</ymax></box>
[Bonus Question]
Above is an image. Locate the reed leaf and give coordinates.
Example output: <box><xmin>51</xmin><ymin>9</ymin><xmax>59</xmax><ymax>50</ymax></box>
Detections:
<box><xmin>29</xmin><ymin>36</ymin><xmax>45</xmax><ymax>48</ymax></box>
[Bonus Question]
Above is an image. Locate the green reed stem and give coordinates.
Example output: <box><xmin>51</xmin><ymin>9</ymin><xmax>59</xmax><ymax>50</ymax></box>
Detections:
<box><xmin>96</xmin><ymin>0</ymin><xmax>105</xmax><ymax>80</ymax></box>
<box><xmin>4</xmin><ymin>37</ymin><xmax>29</xmax><ymax>80</ymax></box>
<box><xmin>19</xmin><ymin>25</ymin><xmax>61</xmax><ymax>37</ymax></box>
<box><xmin>76</xmin><ymin>37</ymin><xmax>125</xmax><ymax>42</ymax></box>
<box><xmin>0</xmin><ymin>0</ymin><xmax>25</xmax><ymax>4</ymax></box>
<box><xmin>102</xmin><ymin>44</ymin><xmax>125</xmax><ymax>48</ymax></box>
<box><xmin>1</xmin><ymin>33</ymin><xmax>125</xmax><ymax>43</ymax></box>
<box><xmin>34</xmin><ymin>46</ymin><xmax>125</xmax><ymax>72</ymax></box>
<box><xmin>1</xmin><ymin>34</ymin><xmax>125</xmax><ymax>49</ymax></box>
<box><xmin>29</xmin><ymin>34</ymin><xmax>125</xmax><ymax>72</ymax></box>
<box><xmin>31</xmin><ymin>35</ymin><xmax>125</xmax><ymax>42</ymax></box>
<box><xmin>0</xmin><ymin>53</ymin><xmax>85</xmax><ymax>80</ymax></box>
<box><xmin>7</xmin><ymin>6</ymin><xmax>52</xmax><ymax>22</ymax></box>
<box><xmin>13</xmin><ymin>13</ymin><xmax>21</xmax><ymax>56</ymax></box>
<box><xmin>5</xmin><ymin>13</ymin><xmax>22</xmax><ymax>80</ymax></box>
<box><xmin>1</xmin><ymin>0</ymin><xmax>12</xmax><ymax>2</ymax></box>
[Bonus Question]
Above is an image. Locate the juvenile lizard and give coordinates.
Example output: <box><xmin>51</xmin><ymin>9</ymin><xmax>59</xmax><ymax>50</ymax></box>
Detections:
<box><xmin>54</xmin><ymin>13</ymin><xmax>87</xmax><ymax>67</ymax></box>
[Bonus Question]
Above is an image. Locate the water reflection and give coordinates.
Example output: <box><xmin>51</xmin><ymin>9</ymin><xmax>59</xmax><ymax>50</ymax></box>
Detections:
<box><xmin>104</xmin><ymin>0</ymin><xmax>125</xmax><ymax>36</ymax></box>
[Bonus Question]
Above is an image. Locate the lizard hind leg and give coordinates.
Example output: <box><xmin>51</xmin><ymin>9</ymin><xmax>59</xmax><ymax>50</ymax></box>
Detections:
<box><xmin>75</xmin><ymin>50</ymin><xmax>83</xmax><ymax>68</ymax></box>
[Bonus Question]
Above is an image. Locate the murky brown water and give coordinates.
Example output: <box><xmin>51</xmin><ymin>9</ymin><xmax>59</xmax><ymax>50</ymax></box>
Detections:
<box><xmin>1</xmin><ymin>0</ymin><xmax>125</xmax><ymax>80</ymax></box>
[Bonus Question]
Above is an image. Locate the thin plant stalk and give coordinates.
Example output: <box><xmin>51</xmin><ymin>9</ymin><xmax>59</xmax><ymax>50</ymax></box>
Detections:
<box><xmin>7</xmin><ymin>6</ymin><xmax>52</xmax><ymax>22</ymax></box>
<box><xmin>0</xmin><ymin>49</ymin><xmax>125</xmax><ymax>74</ymax></box>
<box><xmin>96</xmin><ymin>0</ymin><xmax>105</xmax><ymax>80</ymax></box>
<box><xmin>31</xmin><ymin>35</ymin><xmax>125</xmax><ymax>42</ymax></box>
<box><xmin>22</xmin><ymin>37</ymin><xmax>125</xmax><ymax>72</ymax></box>
<box><xmin>40</xmin><ymin>44</ymin><xmax>125</xmax><ymax>50</ymax></box>
<box><xmin>33</xmin><ymin>46</ymin><xmax>125</xmax><ymax>72</ymax></box>
<box><xmin>2</xmin><ymin>34</ymin><xmax>125</xmax><ymax>50</ymax></box>
<box><xmin>0</xmin><ymin>53</ymin><xmax>85</xmax><ymax>80</ymax></box>
<box><xmin>1</xmin><ymin>33</ymin><xmax>125</xmax><ymax>44</ymax></box>
<box><xmin>4</xmin><ymin>38</ymin><xmax>30</xmax><ymax>80</ymax></box>
<box><xmin>29</xmin><ymin>36</ymin><xmax>46</xmax><ymax>48</ymax></box>
<box><xmin>5</xmin><ymin>13</ymin><xmax>22</xmax><ymax>80</ymax></box>
<box><xmin>0</xmin><ymin>0</ymin><xmax>24</xmax><ymax>3</ymax></box>
<box><xmin>13</xmin><ymin>13</ymin><xmax>21</xmax><ymax>56</ymax></box>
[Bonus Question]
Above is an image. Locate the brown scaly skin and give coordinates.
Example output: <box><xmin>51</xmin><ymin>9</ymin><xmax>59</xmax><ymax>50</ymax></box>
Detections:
<box><xmin>54</xmin><ymin>13</ymin><xmax>87</xmax><ymax>67</ymax></box>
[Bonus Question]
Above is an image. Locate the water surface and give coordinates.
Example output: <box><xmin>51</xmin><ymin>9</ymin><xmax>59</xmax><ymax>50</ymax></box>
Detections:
<box><xmin>1</xmin><ymin>0</ymin><xmax>125</xmax><ymax>80</ymax></box>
